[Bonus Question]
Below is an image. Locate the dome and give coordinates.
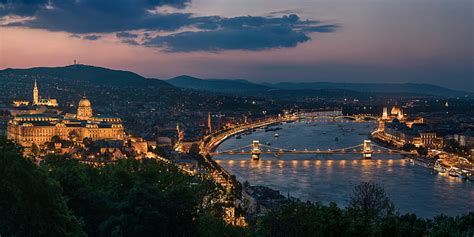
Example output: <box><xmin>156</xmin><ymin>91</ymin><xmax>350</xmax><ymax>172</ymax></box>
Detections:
<box><xmin>78</xmin><ymin>97</ymin><xmax>91</xmax><ymax>107</ymax></box>
<box><xmin>391</xmin><ymin>106</ymin><xmax>401</xmax><ymax>115</ymax></box>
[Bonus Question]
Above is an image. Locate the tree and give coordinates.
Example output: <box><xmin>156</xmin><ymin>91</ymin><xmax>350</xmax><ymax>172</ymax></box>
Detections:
<box><xmin>347</xmin><ymin>182</ymin><xmax>394</xmax><ymax>219</ymax></box>
<box><xmin>83</xmin><ymin>137</ymin><xmax>93</xmax><ymax>148</ymax></box>
<box><xmin>43</xmin><ymin>155</ymin><xmax>211</xmax><ymax>236</ymax></box>
<box><xmin>197</xmin><ymin>213</ymin><xmax>248</xmax><ymax>237</ymax></box>
<box><xmin>257</xmin><ymin>201</ymin><xmax>349</xmax><ymax>237</ymax></box>
<box><xmin>0</xmin><ymin>137</ymin><xmax>85</xmax><ymax>236</ymax></box>
<box><xmin>416</xmin><ymin>146</ymin><xmax>429</xmax><ymax>156</ymax></box>
<box><xmin>402</xmin><ymin>143</ymin><xmax>416</xmax><ymax>152</ymax></box>
<box><xmin>31</xmin><ymin>143</ymin><xmax>40</xmax><ymax>157</ymax></box>
<box><xmin>443</xmin><ymin>139</ymin><xmax>460</xmax><ymax>153</ymax></box>
<box><xmin>150</xmin><ymin>145</ymin><xmax>168</xmax><ymax>158</ymax></box>
<box><xmin>51</xmin><ymin>135</ymin><xmax>62</xmax><ymax>143</ymax></box>
<box><xmin>69</xmin><ymin>130</ymin><xmax>79</xmax><ymax>142</ymax></box>
<box><xmin>188</xmin><ymin>143</ymin><xmax>201</xmax><ymax>157</ymax></box>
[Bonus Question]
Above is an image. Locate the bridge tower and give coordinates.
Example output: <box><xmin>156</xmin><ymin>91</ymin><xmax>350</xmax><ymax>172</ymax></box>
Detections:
<box><xmin>251</xmin><ymin>140</ymin><xmax>261</xmax><ymax>160</ymax></box>
<box><xmin>363</xmin><ymin>140</ymin><xmax>372</xmax><ymax>159</ymax></box>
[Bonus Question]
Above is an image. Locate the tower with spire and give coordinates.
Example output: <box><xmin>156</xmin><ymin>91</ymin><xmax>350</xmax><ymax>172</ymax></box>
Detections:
<box><xmin>207</xmin><ymin>112</ymin><xmax>212</xmax><ymax>134</ymax></box>
<box><xmin>33</xmin><ymin>80</ymin><xmax>39</xmax><ymax>105</ymax></box>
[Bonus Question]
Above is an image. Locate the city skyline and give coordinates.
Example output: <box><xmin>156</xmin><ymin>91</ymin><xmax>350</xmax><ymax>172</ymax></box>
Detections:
<box><xmin>1</xmin><ymin>0</ymin><xmax>472</xmax><ymax>91</ymax></box>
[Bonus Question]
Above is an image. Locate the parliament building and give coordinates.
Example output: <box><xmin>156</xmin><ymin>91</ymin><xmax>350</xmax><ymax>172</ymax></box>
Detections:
<box><xmin>8</xmin><ymin>81</ymin><xmax>125</xmax><ymax>147</ymax></box>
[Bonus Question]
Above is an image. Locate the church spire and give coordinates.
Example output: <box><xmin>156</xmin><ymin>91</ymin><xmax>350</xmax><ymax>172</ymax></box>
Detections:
<box><xmin>207</xmin><ymin>112</ymin><xmax>212</xmax><ymax>134</ymax></box>
<box><xmin>33</xmin><ymin>80</ymin><xmax>39</xmax><ymax>105</ymax></box>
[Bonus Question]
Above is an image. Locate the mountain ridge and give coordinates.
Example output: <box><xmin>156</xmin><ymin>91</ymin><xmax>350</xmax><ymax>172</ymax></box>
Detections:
<box><xmin>168</xmin><ymin>75</ymin><xmax>469</xmax><ymax>97</ymax></box>
<box><xmin>0</xmin><ymin>64</ymin><xmax>468</xmax><ymax>97</ymax></box>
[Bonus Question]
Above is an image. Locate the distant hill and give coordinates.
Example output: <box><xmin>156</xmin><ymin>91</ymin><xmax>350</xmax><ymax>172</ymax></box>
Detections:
<box><xmin>0</xmin><ymin>64</ymin><xmax>172</xmax><ymax>87</ymax></box>
<box><xmin>167</xmin><ymin>75</ymin><xmax>272</xmax><ymax>94</ymax></box>
<box><xmin>1</xmin><ymin>65</ymin><xmax>467</xmax><ymax>97</ymax></box>
<box><xmin>267</xmin><ymin>82</ymin><xmax>468</xmax><ymax>97</ymax></box>
<box><xmin>168</xmin><ymin>76</ymin><xmax>468</xmax><ymax>97</ymax></box>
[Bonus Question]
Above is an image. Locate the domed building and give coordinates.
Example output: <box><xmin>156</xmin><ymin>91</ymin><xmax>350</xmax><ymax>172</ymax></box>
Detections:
<box><xmin>390</xmin><ymin>106</ymin><xmax>399</xmax><ymax>115</ymax></box>
<box><xmin>8</xmin><ymin>95</ymin><xmax>124</xmax><ymax>147</ymax></box>
<box><xmin>381</xmin><ymin>105</ymin><xmax>404</xmax><ymax>121</ymax></box>
<box><xmin>77</xmin><ymin>96</ymin><xmax>93</xmax><ymax>120</ymax></box>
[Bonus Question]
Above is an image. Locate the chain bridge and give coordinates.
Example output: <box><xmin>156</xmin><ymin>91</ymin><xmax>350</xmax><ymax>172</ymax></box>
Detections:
<box><xmin>212</xmin><ymin>140</ymin><xmax>413</xmax><ymax>160</ymax></box>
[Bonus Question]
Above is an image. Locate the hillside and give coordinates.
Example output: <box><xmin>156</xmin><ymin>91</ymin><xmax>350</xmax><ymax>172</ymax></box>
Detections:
<box><xmin>0</xmin><ymin>64</ymin><xmax>172</xmax><ymax>87</ymax></box>
<box><xmin>167</xmin><ymin>75</ymin><xmax>272</xmax><ymax>94</ymax></box>
<box><xmin>267</xmin><ymin>82</ymin><xmax>468</xmax><ymax>97</ymax></box>
<box><xmin>166</xmin><ymin>75</ymin><xmax>467</xmax><ymax>97</ymax></box>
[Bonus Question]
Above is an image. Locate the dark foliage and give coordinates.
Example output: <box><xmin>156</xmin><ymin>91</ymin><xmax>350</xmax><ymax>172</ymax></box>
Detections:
<box><xmin>1</xmin><ymin>136</ymin><xmax>472</xmax><ymax>236</ymax></box>
<box><xmin>0</xmin><ymin>138</ymin><xmax>85</xmax><ymax>236</ymax></box>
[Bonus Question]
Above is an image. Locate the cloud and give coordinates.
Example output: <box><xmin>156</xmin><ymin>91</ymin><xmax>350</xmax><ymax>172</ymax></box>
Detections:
<box><xmin>83</xmin><ymin>34</ymin><xmax>102</xmax><ymax>40</ymax></box>
<box><xmin>1</xmin><ymin>1</ymin><xmax>338</xmax><ymax>52</ymax></box>
<box><xmin>121</xmin><ymin>39</ymin><xmax>140</xmax><ymax>46</ymax></box>
<box><xmin>143</xmin><ymin>15</ymin><xmax>337</xmax><ymax>52</ymax></box>
<box><xmin>2</xmin><ymin>0</ymin><xmax>193</xmax><ymax>33</ymax></box>
<box><xmin>116</xmin><ymin>32</ymin><xmax>139</xmax><ymax>38</ymax></box>
<box><xmin>144</xmin><ymin>25</ymin><xmax>311</xmax><ymax>52</ymax></box>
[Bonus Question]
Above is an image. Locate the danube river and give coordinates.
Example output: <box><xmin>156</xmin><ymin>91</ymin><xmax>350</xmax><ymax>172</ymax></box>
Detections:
<box><xmin>214</xmin><ymin>119</ymin><xmax>473</xmax><ymax>217</ymax></box>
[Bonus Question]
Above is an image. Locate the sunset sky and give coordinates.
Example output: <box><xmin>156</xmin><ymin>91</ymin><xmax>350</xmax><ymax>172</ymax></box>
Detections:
<box><xmin>0</xmin><ymin>0</ymin><xmax>472</xmax><ymax>90</ymax></box>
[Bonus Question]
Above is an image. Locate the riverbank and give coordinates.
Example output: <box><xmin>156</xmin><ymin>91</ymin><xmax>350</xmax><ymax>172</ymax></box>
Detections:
<box><xmin>216</xmin><ymin>120</ymin><xmax>472</xmax><ymax>217</ymax></box>
<box><xmin>370</xmin><ymin>131</ymin><xmax>473</xmax><ymax>181</ymax></box>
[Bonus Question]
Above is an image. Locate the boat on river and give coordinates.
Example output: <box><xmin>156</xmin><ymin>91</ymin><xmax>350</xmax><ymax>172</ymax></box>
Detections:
<box><xmin>274</xmin><ymin>133</ymin><xmax>279</xmax><ymax>138</ymax></box>
<box><xmin>434</xmin><ymin>159</ymin><xmax>448</xmax><ymax>174</ymax></box>
<box><xmin>448</xmin><ymin>169</ymin><xmax>459</xmax><ymax>177</ymax></box>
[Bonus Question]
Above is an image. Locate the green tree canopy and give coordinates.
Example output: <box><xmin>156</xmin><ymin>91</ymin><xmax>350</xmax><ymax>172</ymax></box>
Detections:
<box><xmin>0</xmin><ymin>137</ymin><xmax>85</xmax><ymax>236</ymax></box>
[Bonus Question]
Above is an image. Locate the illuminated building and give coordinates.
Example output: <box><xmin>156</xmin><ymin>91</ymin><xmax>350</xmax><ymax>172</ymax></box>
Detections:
<box><xmin>382</xmin><ymin>107</ymin><xmax>388</xmax><ymax>120</ymax></box>
<box><xmin>31</xmin><ymin>80</ymin><xmax>59</xmax><ymax>107</ymax></box>
<box><xmin>381</xmin><ymin>105</ymin><xmax>404</xmax><ymax>121</ymax></box>
<box><xmin>8</xmin><ymin>96</ymin><xmax>124</xmax><ymax>147</ymax></box>
<box><xmin>383</xmin><ymin>121</ymin><xmax>443</xmax><ymax>148</ymax></box>
<box><xmin>390</xmin><ymin>105</ymin><xmax>404</xmax><ymax>120</ymax></box>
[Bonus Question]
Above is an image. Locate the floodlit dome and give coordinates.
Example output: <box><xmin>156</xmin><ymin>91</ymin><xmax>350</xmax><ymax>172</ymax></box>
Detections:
<box><xmin>391</xmin><ymin>106</ymin><xmax>401</xmax><ymax>115</ymax></box>
<box><xmin>78</xmin><ymin>96</ymin><xmax>91</xmax><ymax>107</ymax></box>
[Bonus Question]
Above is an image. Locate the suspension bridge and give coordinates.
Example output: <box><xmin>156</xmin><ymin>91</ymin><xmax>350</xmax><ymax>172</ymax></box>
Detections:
<box><xmin>211</xmin><ymin>140</ymin><xmax>413</xmax><ymax>160</ymax></box>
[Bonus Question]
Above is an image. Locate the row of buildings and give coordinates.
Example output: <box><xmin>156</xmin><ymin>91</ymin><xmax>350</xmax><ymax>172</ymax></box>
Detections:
<box><xmin>380</xmin><ymin>105</ymin><xmax>473</xmax><ymax>151</ymax></box>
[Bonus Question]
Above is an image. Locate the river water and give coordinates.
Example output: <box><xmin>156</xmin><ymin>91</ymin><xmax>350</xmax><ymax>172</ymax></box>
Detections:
<box><xmin>214</xmin><ymin>119</ymin><xmax>473</xmax><ymax>217</ymax></box>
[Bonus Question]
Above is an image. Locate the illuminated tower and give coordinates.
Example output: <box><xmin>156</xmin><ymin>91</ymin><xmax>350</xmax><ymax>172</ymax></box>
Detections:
<box><xmin>33</xmin><ymin>80</ymin><xmax>39</xmax><ymax>105</ymax></box>
<box><xmin>176</xmin><ymin>122</ymin><xmax>184</xmax><ymax>142</ymax></box>
<box><xmin>207</xmin><ymin>112</ymin><xmax>212</xmax><ymax>134</ymax></box>
<box><xmin>382</xmin><ymin>107</ymin><xmax>388</xmax><ymax>120</ymax></box>
<box><xmin>397</xmin><ymin>108</ymin><xmax>404</xmax><ymax>120</ymax></box>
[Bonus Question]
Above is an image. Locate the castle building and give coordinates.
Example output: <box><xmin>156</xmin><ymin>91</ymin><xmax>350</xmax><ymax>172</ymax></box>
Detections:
<box><xmin>8</xmin><ymin>95</ymin><xmax>124</xmax><ymax>147</ymax></box>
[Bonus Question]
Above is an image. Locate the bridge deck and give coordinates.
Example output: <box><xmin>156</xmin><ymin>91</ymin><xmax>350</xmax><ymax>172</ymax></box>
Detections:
<box><xmin>212</xmin><ymin>151</ymin><xmax>412</xmax><ymax>155</ymax></box>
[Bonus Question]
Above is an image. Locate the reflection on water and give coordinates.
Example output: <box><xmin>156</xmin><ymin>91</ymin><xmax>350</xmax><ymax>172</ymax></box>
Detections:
<box><xmin>215</xmin><ymin>120</ymin><xmax>473</xmax><ymax>217</ymax></box>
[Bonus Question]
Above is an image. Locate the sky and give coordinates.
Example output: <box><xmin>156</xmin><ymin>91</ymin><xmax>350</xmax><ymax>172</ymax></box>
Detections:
<box><xmin>0</xmin><ymin>0</ymin><xmax>472</xmax><ymax>91</ymax></box>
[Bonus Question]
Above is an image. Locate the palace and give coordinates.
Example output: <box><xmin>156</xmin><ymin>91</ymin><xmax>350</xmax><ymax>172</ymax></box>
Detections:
<box><xmin>8</xmin><ymin>83</ymin><xmax>125</xmax><ymax>147</ymax></box>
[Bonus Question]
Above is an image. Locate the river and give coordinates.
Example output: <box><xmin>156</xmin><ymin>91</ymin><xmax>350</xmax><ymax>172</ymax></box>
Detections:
<box><xmin>214</xmin><ymin>119</ymin><xmax>473</xmax><ymax>217</ymax></box>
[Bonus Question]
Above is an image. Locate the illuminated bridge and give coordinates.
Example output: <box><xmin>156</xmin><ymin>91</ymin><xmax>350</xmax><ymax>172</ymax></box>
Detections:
<box><xmin>212</xmin><ymin>140</ymin><xmax>413</xmax><ymax>160</ymax></box>
<box><xmin>297</xmin><ymin>114</ymin><xmax>379</xmax><ymax>121</ymax></box>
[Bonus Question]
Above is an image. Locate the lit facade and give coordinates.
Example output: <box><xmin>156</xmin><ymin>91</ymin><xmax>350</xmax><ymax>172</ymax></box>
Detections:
<box><xmin>31</xmin><ymin>80</ymin><xmax>59</xmax><ymax>107</ymax></box>
<box><xmin>382</xmin><ymin>105</ymin><xmax>404</xmax><ymax>121</ymax></box>
<box><xmin>8</xmin><ymin>96</ymin><xmax>124</xmax><ymax>147</ymax></box>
